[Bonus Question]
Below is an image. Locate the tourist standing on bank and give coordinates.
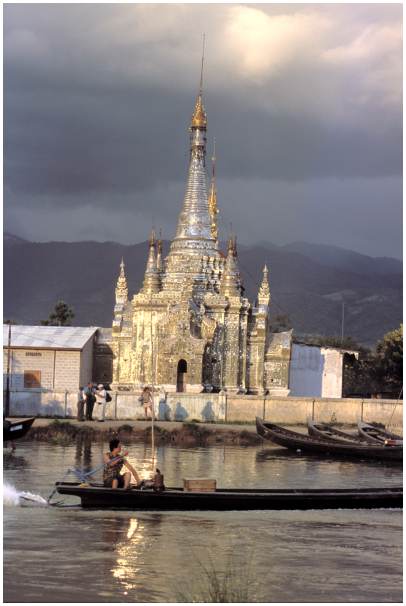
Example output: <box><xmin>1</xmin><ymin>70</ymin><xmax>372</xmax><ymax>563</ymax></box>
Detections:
<box><xmin>96</xmin><ymin>384</ymin><xmax>107</xmax><ymax>422</ymax></box>
<box><xmin>83</xmin><ymin>382</ymin><xmax>96</xmax><ymax>420</ymax></box>
<box><xmin>141</xmin><ymin>385</ymin><xmax>153</xmax><ymax>419</ymax></box>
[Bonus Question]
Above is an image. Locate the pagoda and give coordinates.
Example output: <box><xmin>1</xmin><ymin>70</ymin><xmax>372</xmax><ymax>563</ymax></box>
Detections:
<box><xmin>109</xmin><ymin>65</ymin><xmax>291</xmax><ymax>394</ymax></box>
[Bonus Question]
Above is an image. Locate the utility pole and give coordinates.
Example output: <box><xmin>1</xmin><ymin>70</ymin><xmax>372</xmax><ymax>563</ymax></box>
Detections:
<box><xmin>5</xmin><ymin>323</ymin><xmax>11</xmax><ymax>417</ymax></box>
<box><xmin>341</xmin><ymin>302</ymin><xmax>345</xmax><ymax>344</ymax></box>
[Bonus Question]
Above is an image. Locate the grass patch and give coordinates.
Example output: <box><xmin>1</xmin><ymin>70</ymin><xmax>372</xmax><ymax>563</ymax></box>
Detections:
<box><xmin>176</xmin><ymin>549</ymin><xmax>257</xmax><ymax>602</ymax></box>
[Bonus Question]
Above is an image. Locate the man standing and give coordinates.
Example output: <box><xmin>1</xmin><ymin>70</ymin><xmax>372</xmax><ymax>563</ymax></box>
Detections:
<box><xmin>83</xmin><ymin>382</ymin><xmax>96</xmax><ymax>421</ymax></box>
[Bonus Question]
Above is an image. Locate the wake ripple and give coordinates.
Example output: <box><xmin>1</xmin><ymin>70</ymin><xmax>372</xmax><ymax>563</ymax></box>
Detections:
<box><xmin>3</xmin><ymin>483</ymin><xmax>48</xmax><ymax>507</ymax></box>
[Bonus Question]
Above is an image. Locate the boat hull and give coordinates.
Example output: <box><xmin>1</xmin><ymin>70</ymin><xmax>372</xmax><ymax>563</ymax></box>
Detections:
<box><xmin>358</xmin><ymin>421</ymin><xmax>403</xmax><ymax>445</ymax></box>
<box><xmin>55</xmin><ymin>482</ymin><xmax>402</xmax><ymax>510</ymax></box>
<box><xmin>257</xmin><ymin>418</ymin><xmax>402</xmax><ymax>461</ymax></box>
<box><xmin>308</xmin><ymin>420</ymin><xmax>368</xmax><ymax>444</ymax></box>
<box><xmin>3</xmin><ymin>417</ymin><xmax>35</xmax><ymax>441</ymax></box>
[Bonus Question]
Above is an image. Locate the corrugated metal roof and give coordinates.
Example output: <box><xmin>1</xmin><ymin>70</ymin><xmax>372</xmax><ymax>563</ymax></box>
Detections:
<box><xmin>3</xmin><ymin>325</ymin><xmax>99</xmax><ymax>350</ymax></box>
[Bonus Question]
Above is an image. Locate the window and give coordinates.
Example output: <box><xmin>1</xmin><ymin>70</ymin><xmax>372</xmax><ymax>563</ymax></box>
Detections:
<box><xmin>24</xmin><ymin>371</ymin><xmax>41</xmax><ymax>388</ymax></box>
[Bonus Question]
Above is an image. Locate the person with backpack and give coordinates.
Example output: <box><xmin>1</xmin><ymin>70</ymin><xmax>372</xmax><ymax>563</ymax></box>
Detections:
<box><xmin>95</xmin><ymin>384</ymin><xmax>111</xmax><ymax>422</ymax></box>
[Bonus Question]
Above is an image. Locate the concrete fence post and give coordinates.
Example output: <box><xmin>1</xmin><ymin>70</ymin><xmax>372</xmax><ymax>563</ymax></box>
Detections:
<box><xmin>312</xmin><ymin>399</ymin><xmax>315</xmax><ymax>420</ymax></box>
<box><xmin>263</xmin><ymin>397</ymin><xmax>266</xmax><ymax>421</ymax></box>
<box><xmin>64</xmin><ymin>391</ymin><xmax>68</xmax><ymax>418</ymax></box>
<box><xmin>361</xmin><ymin>399</ymin><xmax>364</xmax><ymax>421</ymax></box>
<box><xmin>114</xmin><ymin>392</ymin><xmax>118</xmax><ymax>420</ymax></box>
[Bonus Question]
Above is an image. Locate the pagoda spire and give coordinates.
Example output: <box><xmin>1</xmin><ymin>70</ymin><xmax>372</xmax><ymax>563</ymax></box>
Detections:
<box><xmin>258</xmin><ymin>264</ymin><xmax>271</xmax><ymax>307</ymax></box>
<box><xmin>142</xmin><ymin>230</ymin><xmax>161</xmax><ymax>293</ymax></box>
<box><xmin>190</xmin><ymin>34</ymin><xmax>207</xmax><ymax>130</ymax></box>
<box><xmin>115</xmin><ymin>257</ymin><xmax>128</xmax><ymax>304</ymax></box>
<box><xmin>170</xmin><ymin>40</ymin><xmax>216</xmax><ymax>253</ymax></box>
<box><xmin>208</xmin><ymin>139</ymin><xmax>219</xmax><ymax>242</ymax></box>
<box><xmin>220</xmin><ymin>236</ymin><xmax>241</xmax><ymax>297</ymax></box>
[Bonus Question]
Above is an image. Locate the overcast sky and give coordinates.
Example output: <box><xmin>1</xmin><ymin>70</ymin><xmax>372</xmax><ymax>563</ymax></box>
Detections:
<box><xmin>4</xmin><ymin>3</ymin><xmax>402</xmax><ymax>258</ymax></box>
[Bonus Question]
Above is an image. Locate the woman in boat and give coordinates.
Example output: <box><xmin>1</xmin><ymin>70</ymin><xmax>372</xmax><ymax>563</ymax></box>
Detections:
<box><xmin>103</xmin><ymin>438</ymin><xmax>140</xmax><ymax>489</ymax></box>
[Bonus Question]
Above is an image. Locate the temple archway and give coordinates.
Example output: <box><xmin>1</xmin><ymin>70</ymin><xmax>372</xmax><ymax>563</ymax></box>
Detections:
<box><xmin>176</xmin><ymin>359</ymin><xmax>187</xmax><ymax>392</ymax></box>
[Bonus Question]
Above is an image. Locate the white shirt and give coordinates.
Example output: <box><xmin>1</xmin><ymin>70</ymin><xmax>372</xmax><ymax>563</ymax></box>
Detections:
<box><xmin>96</xmin><ymin>388</ymin><xmax>107</xmax><ymax>404</ymax></box>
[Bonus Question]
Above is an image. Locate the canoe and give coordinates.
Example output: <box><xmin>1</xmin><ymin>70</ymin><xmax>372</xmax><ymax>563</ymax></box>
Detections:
<box><xmin>358</xmin><ymin>421</ymin><xmax>403</xmax><ymax>445</ymax></box>
<box><xmin>307</xmin><ymin>419</ymin><xmax>369</xmax><ymax>444</ymax></box>
<box><xmin>55</xmin><ymin>482</ymin><xmax>402</xmax><ymax>510</ymax></box>
<box><xmin>256</xmin><ymin>418</ymin><xmax>402</xmax><ymax>461</ymax></box>
<box><xmin>3</xmin><ymin>417</ymin><xmax>35</xmax><ymax>442</ymax></box>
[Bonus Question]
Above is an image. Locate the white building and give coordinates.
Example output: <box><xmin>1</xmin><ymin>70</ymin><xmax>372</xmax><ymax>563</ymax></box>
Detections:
<box><xmin>289</xmin><ymin>343</ymin><xmax>358</xmax><ymax>398</ymax></box>
<box><xmin>3</xmin><ymin>325</ymin><xmax>98</xmax><ymax>391</ymax></box>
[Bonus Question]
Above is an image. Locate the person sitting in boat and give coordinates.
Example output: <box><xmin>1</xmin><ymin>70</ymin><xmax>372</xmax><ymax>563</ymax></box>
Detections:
<box><xmin>103</xmin><ymin>438</ymin><xmax>140</xmax><ymax>489</ymax></box>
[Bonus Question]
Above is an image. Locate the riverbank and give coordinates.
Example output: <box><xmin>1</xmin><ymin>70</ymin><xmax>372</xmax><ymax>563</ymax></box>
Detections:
<box><xmin>25</xmin><ymin>418</ymin><xmax>263</xmax><ymax>446</ymax></box>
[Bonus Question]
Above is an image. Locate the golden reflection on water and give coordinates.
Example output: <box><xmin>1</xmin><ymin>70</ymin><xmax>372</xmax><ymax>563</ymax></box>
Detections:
<box><xmin>111</xmin><ymin>518</ymin><xmax>146</xmax><ymax>592</ymax></box>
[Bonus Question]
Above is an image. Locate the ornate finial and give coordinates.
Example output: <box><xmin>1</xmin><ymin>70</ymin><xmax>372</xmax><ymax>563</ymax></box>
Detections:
<box><xmin>115</xmin><ymin>257</ymin><xmax>128</xmax><ymax>303</ymax></box>
<box><xmin>208</xmin><ymin>138</ymin><xmax>219</xmax><ymax>242</ymax></box>
<box><xmin>232</xmin><ymin>235</ymin><xmax>238</xmax><ymax>257</ymax></box>
<box><xmin>221</xmin><ymin>236</ymin><xmax>242</xmax><ymax>297</ymax></box>
<box><xmin>191</xmin><ymin>35</ymin><xmax>207</xmax><ymax>129</ymax></box>
<box><xmin>199</xmin><ymin>33</ymin><xmax>205</xmax><ymax>95</ymax></box>
<box><xmin>156</xmin><ymin>231</ymin><xmax>163</xmax><ymax>272</ymax></box>
<box><xmin>258</xmin><ymin>264</ymin><xmax>271</xmax><ymax>307</ymax></box>
<box><xmin>143</xmin><ymin>232</ymin><xmax>161</xmax><ymax>293</ymax></box>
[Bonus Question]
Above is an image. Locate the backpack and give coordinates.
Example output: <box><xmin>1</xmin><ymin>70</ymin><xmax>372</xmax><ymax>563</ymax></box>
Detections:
<box><xmin>106</xmin><ymin>392</ymin><xmax>112</xmax><ymax>403</ymax></box>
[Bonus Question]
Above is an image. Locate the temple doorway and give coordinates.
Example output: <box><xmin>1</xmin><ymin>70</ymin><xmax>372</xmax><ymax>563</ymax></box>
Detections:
<box><xmin>176</xmin><ymin>359</ymin><xmax>187</xmax><ymax>392</ymax></box>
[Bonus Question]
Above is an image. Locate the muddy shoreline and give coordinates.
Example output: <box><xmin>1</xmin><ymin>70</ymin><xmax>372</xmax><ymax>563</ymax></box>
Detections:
<box><xmin>25</xmin><ymin>419</ymin><xmax>263</xmax><ymax>447</ymax></box>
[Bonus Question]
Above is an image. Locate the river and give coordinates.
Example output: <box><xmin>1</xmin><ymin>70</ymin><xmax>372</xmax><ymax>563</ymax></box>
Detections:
<box><xmin>3</xmin><ymin>439</ymin><xmax>402</xmax><ymax>602</ymax></box>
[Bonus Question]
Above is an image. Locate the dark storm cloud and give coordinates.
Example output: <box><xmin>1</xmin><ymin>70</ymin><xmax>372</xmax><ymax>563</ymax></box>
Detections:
<box><xmin>3</xmin><ymin>4</ymin><xmax>402</xmax><ymax>257</ymax></box>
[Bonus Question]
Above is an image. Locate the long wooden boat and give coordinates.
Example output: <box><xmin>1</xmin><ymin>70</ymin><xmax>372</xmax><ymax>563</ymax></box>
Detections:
<box><xmin>358</xmin><ymin>421</ymin><xmax>403</xmax><ymax>445</ymax></box>
<box><xmin>307</xmin><ymin>419</ymin><xmax>369</xmax><ymax>444</ymax></box>
<box><xmin>256</xmin><ymin>418</ymin><xmax>402</xmax><ymax>461</ymax></box>
<box><xmin>55</xmin><ymin>481</ymin><xmax>402</xmax><ymax>510</ymax></box>
<box><xmin>3</xmin><ymin>417</ymin><xmax>35</xmax><ymax>442</ymax></box>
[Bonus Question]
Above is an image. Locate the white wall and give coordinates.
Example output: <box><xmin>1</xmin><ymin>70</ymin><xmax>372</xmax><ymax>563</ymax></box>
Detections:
<box><xmin>4</xmin><ymin>349</ymin><xmax>56</xmax><ymax>390</ymax></box>
<box><xmin>289</xmin><ymin>344</ymin><xmax>324</xmax><ymax>397</ymax></box>
<box><xmin>5</xmin><ymin>389</ymin><xmax>403</xmax><ymax>429</ymax></box>
<box><xmin>80</xmin><ymin>337</ymin><xmax>94</xmax><ymax>387</ymax></box>
<box><xmin>3</xmin><ymin>341</ymin><xmax>96</xmax><ymax>392</ymax></box>
<box><xmin>320</xmin><ymin>348</ymin><xmax>344</xmax><ymax>398</ymax></box>
<box><xmin>54</xmin><ymin>350</ymin><xmax>81</xmax><ymax>390</ymax></box>
<box><xmin>289</xmin><ymin>344</ymin><xmax>345</xmax><ymax>398</ymax></box>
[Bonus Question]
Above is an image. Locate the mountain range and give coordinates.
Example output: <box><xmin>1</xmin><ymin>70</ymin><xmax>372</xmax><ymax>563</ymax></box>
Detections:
<box><xmin>4</xmin><ymin>233</ymin><xmax>402</xmax><ymax>348</ymax></box>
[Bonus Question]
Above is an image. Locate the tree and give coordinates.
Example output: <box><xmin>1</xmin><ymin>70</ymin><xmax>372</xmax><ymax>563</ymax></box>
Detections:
<box><xmin>343</xmin><ymin>325</ymin><xmax>403</xmax><ymax>398</ymax></box>
<box><xmin>372</xmin><ymin>324</ymin><xmax>403</xmax><ymax>393</ymax></box>
<box><xmin>41</xmin><ymin>300</ymin><xmax>75</xmax><ymax>326</ymax></box>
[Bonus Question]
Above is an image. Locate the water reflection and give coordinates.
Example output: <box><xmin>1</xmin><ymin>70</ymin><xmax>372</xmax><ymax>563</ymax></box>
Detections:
<box><xmin>3</xmin><ymin>453</ymin><xmax>28</xmax><ymax>470</ymax></box>
<box><xmin>107</xmin><ymin>515</ymin><xmax>163</xmax><ymax>599</ymax></box>
<box><xmin>74</xmin><ymin>435</ymin><xmax>93</xmax><ymax>473</ymax></box>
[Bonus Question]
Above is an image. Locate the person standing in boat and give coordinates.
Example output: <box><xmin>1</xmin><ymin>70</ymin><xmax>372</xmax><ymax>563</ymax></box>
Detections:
<box><xmin>103</xmin><ymin>438</ymin><xmax>140</xmax><ymax>489</ymax></box>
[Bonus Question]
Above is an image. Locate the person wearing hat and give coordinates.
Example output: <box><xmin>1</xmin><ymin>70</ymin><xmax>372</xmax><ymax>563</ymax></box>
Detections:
<box><xmin>95</xmin><ymin>383</ymin><xmax>107</xmax><ymax>422</ymax></box>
